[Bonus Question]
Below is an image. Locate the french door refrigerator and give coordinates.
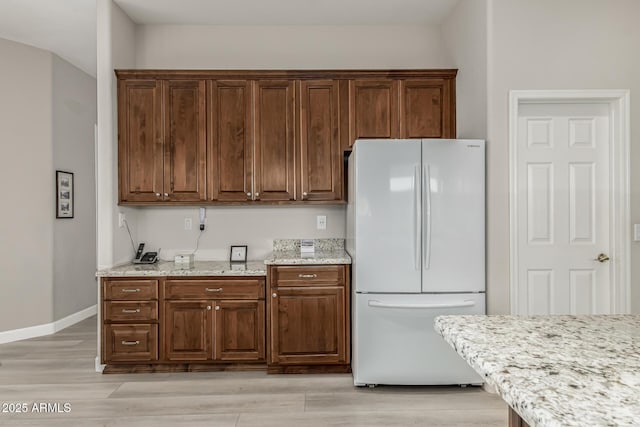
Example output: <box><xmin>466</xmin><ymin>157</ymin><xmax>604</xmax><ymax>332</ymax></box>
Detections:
<box><xmin>346</xmin><ymin>139</ymin><xmax>485</xmax><ymax>386</ymax></box>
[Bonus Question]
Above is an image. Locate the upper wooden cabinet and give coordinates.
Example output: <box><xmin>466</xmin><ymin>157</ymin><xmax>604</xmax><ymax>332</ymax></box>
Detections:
<box><xmin>208</xmin><ymin>80</ymin><xmax>253</xmax><ymax>202</ymax></box>
<box><xmin>118</xmin><ymin>79</ymin><xmax>163</xmax><ymax>203</ymax></box>
<box><xmin>163</xmin><ymin>80</ymin><xmax>207</xmax><ymax>202</ymax></box>
<box><xmin>299</xmin><ymin>80</ymin><xmax>341</xmax><ymax>201</ymax></box>
<box><xmin>400</xmin><ymin>79</ymin><xmax>455</xmax><ymax>139</ymax></box>
<box><xmin>253</xmin><ymin>80</ymin><xmax>296</xmax><ymax>202</ymax></box>
<box><xmin>118</xmin><ymin>79</ymin><xmax>206</xmax><ymax>203</ymax></box>
<box><xmin>348</xmin><ymin>79</ymin><xmax>399</xmax><ymax>144</ymax></box>
<box><xmin>116</xmin><ymin>69</ymin><xmax>457</xmax><ymax>205</ymax></box>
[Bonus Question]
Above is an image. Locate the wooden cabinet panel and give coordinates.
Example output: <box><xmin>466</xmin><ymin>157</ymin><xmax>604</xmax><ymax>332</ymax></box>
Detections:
<box><xmin>299</xmin><ymin>80</ymin><xmax>341</xmax><ymax>201</ymax></box>
<box><xmin>164</xmin><ymin>278</ymin><xmax>265</xmax><ymax>300</ymax></box>
<box><xmin>270</xmin><ymin>286</ymin><xmax>346</xmax><ymax>365</ymax></box>
<box><xmin>103</xmin><ymin>279</ymin><xmax>158</xmax><ymax>300</ymax></box>
<box><xmin>104</xmin><ymin>301</ymin><xmax>158</xmax><ymax>322</ymax></box>
<box><xmin>400</xmin><ymin>79</ymin><xmax>455</xmax><ymax>139</ymax></box>
<box><xmin>163</xmin><ymin>301</ymin><xmax>212</xmax><ymax>361</ymax></box>
<box><xmin>118</xmin><ymin>80</ymin><xmax>163</xmax><ymax>202</ymax></box>
<box><xmin>348</xmin><ymin>80</ymin><xmax>399</xmax><ymax>145</ymax></box>
<box><xmin>215</xmin><ymin>300</ymin><xmax>265</xmax><ymax>361</ymax></box>
<box><xmin>253</xmin><ymin>80</ymin><xmax>296</xmax><ymax>201</ymax></box>
<box><xmin>271</xmin><ymin>265</ymin><xmax>344</xmax><ymax>287</ymax></box>
<box><xmin>209</xmin><ymin>80</ymin><xmax>253</xmax><ymax>202</ymax></box>
<box><xmin>162</xmin><ymin>80</ymin><xmax>207</xmax><ymax>202</ymax></box>
<box><xmin>104</xmin><ymin>324</ymin><xmax>158</xmax><ymax>362</ymax></box>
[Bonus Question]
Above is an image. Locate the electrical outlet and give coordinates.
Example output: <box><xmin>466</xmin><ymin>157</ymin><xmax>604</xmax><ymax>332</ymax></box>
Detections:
<box><xmin>118</xmin><ymin>212</ymin><xmax>125</xmax><ymax>228</ymax></box>
<box><xmin>317</xmin><ymin>215</ymin><xmax>327</xmax><ymax>230</ymax></box>
<box><xmin>634</xmin><ymin>224</ymin><xmax>640</xmax><ymax>242</ymax></box>
<box><xmin>184</xmin><ymin>218</ymin><xmax>192</xmax><ymax>231</ymax></box>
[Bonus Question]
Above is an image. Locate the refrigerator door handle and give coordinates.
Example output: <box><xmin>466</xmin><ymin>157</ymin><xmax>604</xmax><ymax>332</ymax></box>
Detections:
<box><xmin>367</xmin><ymin>300</ymin><xmax>476</xmax><ymax>309</ymax></box>
<box><xmin>414</xmin><ymin>165</ymin><xmax>421</xmax><ymax>270</ymax></box>
<box><xmin>423</xmin><ymin>165</ymin><xmax>432</xmax><ymax>270</ymax></box>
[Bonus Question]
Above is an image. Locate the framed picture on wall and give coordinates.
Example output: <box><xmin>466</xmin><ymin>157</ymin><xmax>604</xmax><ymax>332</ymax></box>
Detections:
<box><xmin>56</xmin><ymin>170</ymin><xmax>74</xmax><ymax>219</ymax></box>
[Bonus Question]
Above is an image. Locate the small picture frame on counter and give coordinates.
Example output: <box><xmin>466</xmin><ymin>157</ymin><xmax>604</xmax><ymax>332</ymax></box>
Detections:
<box><xmin>230</xmin><ymin>245</ymin><xmax>247</xmax><ymax>263</ymax></box>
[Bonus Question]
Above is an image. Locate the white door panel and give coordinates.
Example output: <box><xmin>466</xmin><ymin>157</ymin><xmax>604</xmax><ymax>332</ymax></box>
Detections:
<box><xmin>353</xmin><ymin>139</ymin><xmax>422</xmax><ymax>293</ymax></box>
<box><xmin>421</xmin><ymin>139</ymin><xmax>485</xmax><ymax>293</ymax></box>
<box><xmin>352</xmin><ymin>293</ymin><xmax>484</xmax><ymax>386</ymax></box>
<box><xmin>517</xmin><ymin>103</ymin><xmax>611</xmax><ymax>315</ymax></box>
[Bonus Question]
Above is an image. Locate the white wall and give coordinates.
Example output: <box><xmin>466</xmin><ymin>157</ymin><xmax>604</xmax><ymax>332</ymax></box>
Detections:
<box><xmin>96</xmin><ymin>0</ymin><xmax>137</xmax><ymax>269</ymax></box>
<box><xmin>441</xmin><ymin>0</ymin><xmax>488</xmax><ymax>139</ymax></box>
<box><xmin>125</xmin><ymin>23</ymin><xmax>453</xmax><ymax>256</ymax></box>
<box><xmin>135</xmin><ymin>25</ymin><xmax>451</xmax><ymax>69</ymax></box>
<box><xmin>0</xmin><ymin>38</ymin><xmax>54</xmax><ymax>332</ymax></box>
<box><xmin>52</xmin><ymin>55</ymin><xmax>97</xmax><ymax>320</ymax></box>
<box><xmin>486</xmin><ymin>0</ymin><xmax>640</xmax><ymax>314</ymax></box>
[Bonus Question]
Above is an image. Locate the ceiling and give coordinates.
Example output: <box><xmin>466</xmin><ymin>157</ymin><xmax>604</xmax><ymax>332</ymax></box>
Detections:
<box><xmin>0</xmin><ymin>0</ymin><xmax>460</xmax><ymax>78</ymax></box>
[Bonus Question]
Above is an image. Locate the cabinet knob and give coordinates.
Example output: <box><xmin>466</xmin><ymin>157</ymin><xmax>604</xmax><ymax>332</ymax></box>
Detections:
<box><xmin>272</xmin><ymin>293</ymin><xmax>277</xmax><ymax>298</ymax></box>
<box><xmin>215</xmin><ymin>306</ymin><xmax>220</xmax><ymax>311</ymax></box>
<box><xmin>164</xmin><ymin>193</ymin><xmax>169</xmax><ymax>197</ymax></box>
<box><xmin>255</xmin><ymin>192</ymin><xmax>260</xmax><ymax>199</ymax></box>
<box><xmin>206</xmin><ymin>305</ymin><xmax>212</xmax><ymax>310</ymax></box>
<box><xmin>246</xmin><ymin>192</ymin><xmax>252</xmax><ymax>198</ymax></box>
<box><xmin>155</xmin><ymin>193</ymin><xmax>161</xmax><ymax>197</ymax></box>
<box><xmin>302</xmin><ymin>192</ymin><xmax>308</xmax><ymax>199</ymax></box>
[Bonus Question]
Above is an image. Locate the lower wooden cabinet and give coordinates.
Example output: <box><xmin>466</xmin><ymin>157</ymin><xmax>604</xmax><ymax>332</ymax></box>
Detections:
<box><xmin>162</xmin><ymin>299</ymin><xmax>266</xmax><ymax>362</ymax></box>
<box><xmin>268</xmin><ymin>265</ymin><xmax>351</xmax><ymax>371</ymax></box>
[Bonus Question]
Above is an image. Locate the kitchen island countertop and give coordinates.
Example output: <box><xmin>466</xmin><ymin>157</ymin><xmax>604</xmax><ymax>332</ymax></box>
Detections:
<box><xmin>435</xmin><ymin>314</ymin><xmax>640</xmax><ymax>427</ymax></box>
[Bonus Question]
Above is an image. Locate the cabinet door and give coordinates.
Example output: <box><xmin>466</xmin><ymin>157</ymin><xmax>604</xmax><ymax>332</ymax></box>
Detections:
<box><xmin>163</xmin><ymin>80</ymin><xmax>207</xmax><ymax>202</ymax></box>
<box><xmin>299</xmin><ymin>80</ymin><xmax>341</xmax><ymax>201</ymax></box>
<box><xmin>348</xmin><ymin>80</ymin><xmax>399</xmax><ymax>146</ymax></box>
<box><xmin>118</xmin><ymin>79</ymin><xmax>163</xmax><ymax>202</ymax></box>
<box><xmin>399</xmin><ymin>79</ymin><xmax>455</xmax><ymax>139</ymax></box>
<box><xmin>270</xmin><ymin>286</ymin><xmax>346</xmax><ymax>365</ymax></box>
<box><xmin>214</xmin><ymin>300</ymin><xmax>265</xmax><ymax>361</ymax></box>
<box><xmin>163</xmin><ymin>301</ymin><xmax>212</xmax><ymax>361</ymax></box>
<box><xmin>209</xmin><ymin>80</ymin><xmax>253</xmax><ymax>202</ymax></box>
<box><xmin>253</xmin><ymin>80</ymin><xmax>296</xmax><ymax>201</ymax></box>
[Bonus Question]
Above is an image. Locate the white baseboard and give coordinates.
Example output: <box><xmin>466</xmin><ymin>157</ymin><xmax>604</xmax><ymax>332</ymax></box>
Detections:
<box><xmin>95</xmin><ymin>356</ymin><xmax>105</xmax><ymax>373</ymax></box>
<box><xmin>0</xmin><ymin>305</ymin><xmax>97</xmax><ymax>344</ymax></box>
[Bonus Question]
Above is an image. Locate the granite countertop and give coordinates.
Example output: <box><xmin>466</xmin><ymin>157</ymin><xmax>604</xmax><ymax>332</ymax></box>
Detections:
<box><xmin>264</xmin><ymin>249</ymin><xmax>352</xmax><ymax>265</ymax></box>
<box><xmin>434</xmin><ymin>315</ymin><xmax>640</xmax><ymax>427</ymax></box>
<box><xmin>97</xmin><ymin>260</ymin><xmax>267</xmax><ymax>277</ymax></box>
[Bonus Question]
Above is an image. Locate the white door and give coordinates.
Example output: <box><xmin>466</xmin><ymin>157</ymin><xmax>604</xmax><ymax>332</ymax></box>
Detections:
<box><xmin>352</xmin><ymin>139</ymin><xmax>422</xmax><ymax>293</ymax></box>
<box><xmin>516</xmin><ymin>102</ymin><xmax>612</xmax><ymax>315</ymax></box>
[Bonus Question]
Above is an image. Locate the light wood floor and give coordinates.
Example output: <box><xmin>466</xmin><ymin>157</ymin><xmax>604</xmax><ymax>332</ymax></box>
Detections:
<box><xmin>0</xmin><ymin>317</ymin><xmax>506</xmax><ymax>426</ymax></box>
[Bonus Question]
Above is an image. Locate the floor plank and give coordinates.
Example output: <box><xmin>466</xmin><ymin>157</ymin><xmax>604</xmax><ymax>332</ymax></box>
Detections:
<box><xmin>0</xmin><ymin>316</ymin><xmax>507</xmax><ymax>425</ymax></box>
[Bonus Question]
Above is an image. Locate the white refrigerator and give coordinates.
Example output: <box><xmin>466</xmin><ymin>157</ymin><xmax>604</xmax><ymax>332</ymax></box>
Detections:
<box><xmin>346</xmin><ymin>139</ymin><xmax>485</xmax><ymax>386</ymax></box>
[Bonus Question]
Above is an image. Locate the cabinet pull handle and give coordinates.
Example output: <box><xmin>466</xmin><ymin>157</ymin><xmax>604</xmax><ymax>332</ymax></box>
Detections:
<box><xmin>121</xmin><ymin>308</ymin><xmax>141</xmax><ymax>313</ymax></box>
<box><xmin>121</xmin><ymin>340</ymin><xmax>140</xmax><ymax>346</ymax></box>
<box><xmin>215</xmin><ymin>306</ymin><xmax>220</xmax><ymax>311</ymax></box>
<box><xmin>164</xmin><ymin>192</ymin><xmax>169</xmax><ymax>197</ymax></box>
<box><xmin>246</xmin><ymin>192</ymin><xmax>252</xmax><ymax>198</ymax></box>
<box><xmin>121</xmin><ymin>288</ymin><xmax>140</xmax><ymax>293</ymax></box>
<box><xmin>207</xmin><ymin>305</ymin><xmax>212</xmax><ymax>310</ymax></box>
<box><xmin>272</xmin><ymin>293</ymin><xmax>277</xmax><ymax>298</ymax></box>
<box><xmin>302</xmin><ymin>192</ymin><xmax>308</xmax><ymax>200</ymax></box>
<box><xmin>298</xmin><ymin>274</ymin><xmax>317</xmax><ymax>279</ymax></box>
<box><xmin>205</xmin><ymin>287</ymin><xmax>223</xmax><ymax>292</ymax></box>
<box><xmin>255</xmin><ymin>192</ymin><xmax>260</xmax><ymax>199</ymax></box>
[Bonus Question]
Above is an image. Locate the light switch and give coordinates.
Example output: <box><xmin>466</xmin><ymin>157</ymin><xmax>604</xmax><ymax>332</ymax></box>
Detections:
<box><xmin>118</xmin><ymin>212</ymin><xmax>125</xmax><ymax>228</ymax></box>
<box><xmin>634</xmin><ymin>224</ymin><xmax>640</xmax><ymax>242</ymax></box>
<box><xmin>184</xmin><ymin>218</ymin><xmax>192</xmax><ymax>231</ymax></box>
<box><xmin>317</xmin><ymin>215</ymin><xmax>327</xmax><ymax>230</ymax></box>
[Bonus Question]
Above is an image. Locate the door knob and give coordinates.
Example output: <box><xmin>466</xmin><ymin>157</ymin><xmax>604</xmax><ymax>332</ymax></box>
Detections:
<box><xmin>595</xmin><ymin>253</ymin><xmax>610</xmax><ymax>263</ymax></box>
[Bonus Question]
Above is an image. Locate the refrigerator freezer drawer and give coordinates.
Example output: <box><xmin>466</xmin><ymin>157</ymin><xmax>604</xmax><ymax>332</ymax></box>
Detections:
<box><xmin>352</xmin><ymin>293</ymin><xmax>484</xmax><ymax>386</ymax></box>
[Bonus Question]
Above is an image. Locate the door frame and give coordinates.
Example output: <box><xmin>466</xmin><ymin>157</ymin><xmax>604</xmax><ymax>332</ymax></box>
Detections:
<box><xmin>509</xmin><ymin>90</ymin><xmax>631</xmax><ymax>315</ymax></box>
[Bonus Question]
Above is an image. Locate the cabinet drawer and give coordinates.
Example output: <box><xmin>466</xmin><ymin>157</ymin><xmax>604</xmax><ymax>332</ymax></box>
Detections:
<box><xmin>103</xmin><ymin>279</ymin><xmax>158</xmax><ymax>300</ymax></box>
<box><xmin>103</xmin><ymin>324</ymin><xmax>158</xmax><ymax>362</ymax></box>
<box><xmin>272</xmin><ymin>266</ymin><xmax>345</xmax><ymax>286</ymax></box>
<box><xmin>164</xmin><ymin>278</ymin><xmax>265</xmax><ymax>300</ymax></box>
<box><xmin>104</xmin><ymin>301</ymin><xmax>158</xmax><ymax>322</ymax></box>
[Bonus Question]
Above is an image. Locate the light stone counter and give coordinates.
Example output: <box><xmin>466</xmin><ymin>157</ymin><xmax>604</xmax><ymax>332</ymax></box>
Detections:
<box><xmin>96</xmin><ymin>260</ymin><xmax>267</xmax><ymax>277</ymax></box>
<box><xmin>434</xmin><ymin>315</ymin><xmax>640</xmax><ymax>427</ymax></box>
<box><xmin>264</xmin><ymin>250</ymin><xmax>352</xmax><ymax>265</ymax></box>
